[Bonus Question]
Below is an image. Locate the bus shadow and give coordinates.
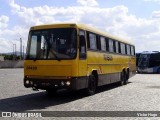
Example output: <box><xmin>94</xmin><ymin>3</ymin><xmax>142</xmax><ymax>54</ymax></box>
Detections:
<box><xmin>0</xmin><ymin>82</ymin><xmax>131</xmax><ymax>112</ymax></box>
<box><xmin>97</xmin><ymin>82</ymin><xmax>132</xmax><ymax>93</ymax></box>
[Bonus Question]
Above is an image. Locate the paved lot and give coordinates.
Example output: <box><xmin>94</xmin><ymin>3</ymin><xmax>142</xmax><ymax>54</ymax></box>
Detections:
<box><xmin>0</xmin><ymin>68</ymin><xmax>160</xmax><ymax>119</ymax></box>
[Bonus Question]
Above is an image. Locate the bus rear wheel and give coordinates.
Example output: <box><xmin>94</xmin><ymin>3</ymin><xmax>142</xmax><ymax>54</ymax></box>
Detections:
<box><xmin>124</xmin><ymin>71</ymin><xmax>129</xmax><ymax>85</ymax></box>
<box><xmin>119</xmin><ymin>71</ymin><xmax>126</xmax><ymax>86</ymax></box>
<box><xmin>86</xmin><ymin>75</ymin><xmax>97</xmax><ymax>96</ymax></box>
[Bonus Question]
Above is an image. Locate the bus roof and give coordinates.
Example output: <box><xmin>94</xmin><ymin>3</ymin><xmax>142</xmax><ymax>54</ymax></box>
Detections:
<box><xmin>138</xmin><ymin>51</ymin><xmax>160</xmax><ymax>54</ymax></box>
<box><xmin>30</xmin><ymin>23</ymin><xmax>134</xmax><ymax>45</ymax></box>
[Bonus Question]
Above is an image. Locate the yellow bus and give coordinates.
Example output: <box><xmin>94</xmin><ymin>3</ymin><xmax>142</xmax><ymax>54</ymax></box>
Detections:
<box><xmin>24</xmin><ymin>23</ymin><xmax>136</xmax><ymax>95</ymax></box>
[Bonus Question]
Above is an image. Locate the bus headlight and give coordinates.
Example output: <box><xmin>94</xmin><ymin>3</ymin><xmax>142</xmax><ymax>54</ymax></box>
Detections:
<box><xmin>66</xmin><ymin>81</ymin><xmax>70</xmax><ymax>86</ymax></box>
<box><xmin>25</xmin><ymin>80</ymin><xmax>29</xmax><ymax>85</ymax></box>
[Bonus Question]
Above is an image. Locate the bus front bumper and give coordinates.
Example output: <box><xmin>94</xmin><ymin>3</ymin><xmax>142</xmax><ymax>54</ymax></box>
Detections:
<box><xmin>24</xmin><ymin>76</ymin><xmax>88</xmax><ymax>90</ymax></box>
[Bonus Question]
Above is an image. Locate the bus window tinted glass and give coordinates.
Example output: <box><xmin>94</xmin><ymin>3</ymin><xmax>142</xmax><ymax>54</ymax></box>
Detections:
<box><xmin>131</xmin><ymin>46</ymin><xmax>135</xmax><ymax>56</ymax></box>
<box><xmin>120</xmin><ymin>43</ymin><xmax>126</xmax><ymax>54</ymax></box>
<box><xmin>89</xmin><ymin>33</ymin><xmax>97</xmax><ymax>50</ymax></box>
<box><xmin>100</xmin><ymin>37</ymin><xmax>106</xmax><ymax>51</ymax></box>
<box><xmin>127</xmin><ymin>45</ymin><xmax>131</xmax><ymax>55</ymax></box>
<box><xmin>109</xmin><ymin>39</ymin><xmax>114</xmax><ymax>52</ymax></box>
<box><xmin>115</xmin><ymin>41</ymin><xmax>119</xmax><ymax>53</ymax></box>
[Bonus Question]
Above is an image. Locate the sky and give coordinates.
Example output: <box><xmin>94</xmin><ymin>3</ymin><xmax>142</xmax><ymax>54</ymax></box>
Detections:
<box><xmin>0</xmin><ymin>0</ymin><xmax>160</xmax><ymax>53</ymax></box>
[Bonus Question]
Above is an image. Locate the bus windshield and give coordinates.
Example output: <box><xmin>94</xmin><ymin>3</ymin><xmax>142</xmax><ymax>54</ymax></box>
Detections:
<box><xmin>138</xmin><ymin>54</ymin><xmax>150</xmax><ymax>68</ymax></box>
<box><xmin>26</xmin><ymin>28</ymin><xmax>77</xmax><ymax>60</ymax></box>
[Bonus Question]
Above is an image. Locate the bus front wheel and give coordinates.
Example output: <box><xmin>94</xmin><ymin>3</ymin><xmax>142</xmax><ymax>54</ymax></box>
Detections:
<box><xmin>86</xmin><ymin>75</ymin><xmax>97</xmax><ymax>96</ymax></box>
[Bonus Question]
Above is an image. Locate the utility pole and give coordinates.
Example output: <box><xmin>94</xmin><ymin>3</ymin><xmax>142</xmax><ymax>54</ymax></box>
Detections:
<box><xmin>13</xmin><ymin>44</ymin><xmax>17</xmax><ymax>60</ymax></box>
<box><xmin>20</xmin><ymin>38</ymin><xmax>22</xmax><ymax>60</ymax></box>
<box><xmin>13</xmin><ymin>44</ymin><xmax>15</xmax><ymax>55</ymax></box>
<box><xmin>15</xmin><ymin>44</ymin><xmax>16</xmax><ymax>56</ymax></box>
<box><xmin>23</xmin><ymin>45</ymin><xmax>24</xmax><ymax>60</ymax></box>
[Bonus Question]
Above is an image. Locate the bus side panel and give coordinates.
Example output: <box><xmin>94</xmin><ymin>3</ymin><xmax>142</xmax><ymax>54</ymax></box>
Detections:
<box><xmin>87</xmin><ymin>51</ymin><xmax>130</xmax><ymax>86</ymax></box>
<box><xmin>98</xmin><ymin>73</ymin><xmax>121</xmax><ymax>86</ymax></box>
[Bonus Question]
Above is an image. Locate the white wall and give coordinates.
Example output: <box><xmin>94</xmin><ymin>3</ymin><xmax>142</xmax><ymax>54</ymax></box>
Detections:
<box><xmin>0</xmin><ymin>60</ymin><xmax>24</xmax><ymax>68</ymax></box>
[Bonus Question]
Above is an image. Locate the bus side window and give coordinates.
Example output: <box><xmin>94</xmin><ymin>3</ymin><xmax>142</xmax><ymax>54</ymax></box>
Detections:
<box><xmin>109</xmin><ymin>39</ymin><xmax>114</xmax><ymax>52</ymax></box>
<box><xmin>115</xmin><ymin>41</ymin><xmax>119</xmax><ymax>53</ymax></box>
<box><xmin>120</xmin><ymin>43</ymin><xmax>125</xmax><ymax>54</ymax></box>
<box><xmin>131</xmin><ymin>46</ymin><xmax>135</xmax><ymax>56</ymax></box>
<box><xmin>100</xmin><ymin>36</ymin><xmax>106</xmax><ymax>51</ymax></box>
<box><xmin>79</xmin><ymin>30</ymin><xmax>86</xmax><ymax>59</ymax></box>
<box><xmin>89</xmin><ymin>33</ymin><xmax>97</xmax><ymax>50</ymax></box>
<box><xmin>133</xmin><ymin>47</ymin><xmax>135</xmax><ymax>56</ymax></box>
<box><xmin>127</xmin><ymin>45</ymin><xmax>131</xmax><ymax>55</ymax></box>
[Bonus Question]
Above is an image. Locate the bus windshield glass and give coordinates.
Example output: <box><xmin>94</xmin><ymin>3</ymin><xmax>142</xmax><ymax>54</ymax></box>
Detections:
<box><xmin>26</xmin><ymin>28</ymin><xmax>77</xmax><ymax>60</ymax></box>
<box><xmin>138</xmin><ymin>54</ymin><xmax>150</xmax><ymax>68</ymax></box>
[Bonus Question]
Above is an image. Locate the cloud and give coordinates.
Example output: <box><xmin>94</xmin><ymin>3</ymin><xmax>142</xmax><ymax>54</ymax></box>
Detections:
<box><xmin>9</xmin><ymin>0</ymin><xmax>20</xmax><ymax>12</ymax></box>
<box><xmin>1</xmin><ymin>0</ymin><xmax>160</xmax><ymax>53</ymax></box>
<box><xmin>144</xmin><ymin>0</ymin><xmax>160</xmax><ymax>2</ymax></box>
<box><xmin>0</xmin><ymin>25</ymin><xmax>28</xmax><ymax>53</ymax></box>
<box><xmin>152</xmin><ymin>11</ymin><xmax>160</xmax><ymax>18</ymax></box>
<box><xmin>0</xmin><ymin>38</ymin><xmax>12</xmax><ymax>53</ymax></box>
<box><xmin>77</xmin><ymin>0</ymin><xmax>99</xmax><ymax>6</ymax></box>
<box><xmin>0</xmin><ymin>15</ymin><xmax>9</xmax><ymax>29</ymax></box>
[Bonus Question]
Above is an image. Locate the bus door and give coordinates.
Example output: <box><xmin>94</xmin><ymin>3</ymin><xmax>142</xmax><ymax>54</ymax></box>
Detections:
<box><xmin>78</xmin><ymin>30</ymin><xmax>87</xmax><ymax>76</ymax></box>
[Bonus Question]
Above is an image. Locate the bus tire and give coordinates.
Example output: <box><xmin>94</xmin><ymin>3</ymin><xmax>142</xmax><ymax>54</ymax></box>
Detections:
<box><xmin>124</xmin><ymin>70</ymin><xmax>129</xmax><ymax>85</ymax></box>
<box><xmin>85</xmin><ymin>75</ymin><xmax>97</xmax><ymax>96</ymax></box>
<box><xmin>119</xmin><ymin>71</ymin><xmax>125</xmax><ymax>86</ymax></box>
<box><xmin>46</xmin><ymin>88</ymin><xmax>57</xmax><ymax>96</ymax></box>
